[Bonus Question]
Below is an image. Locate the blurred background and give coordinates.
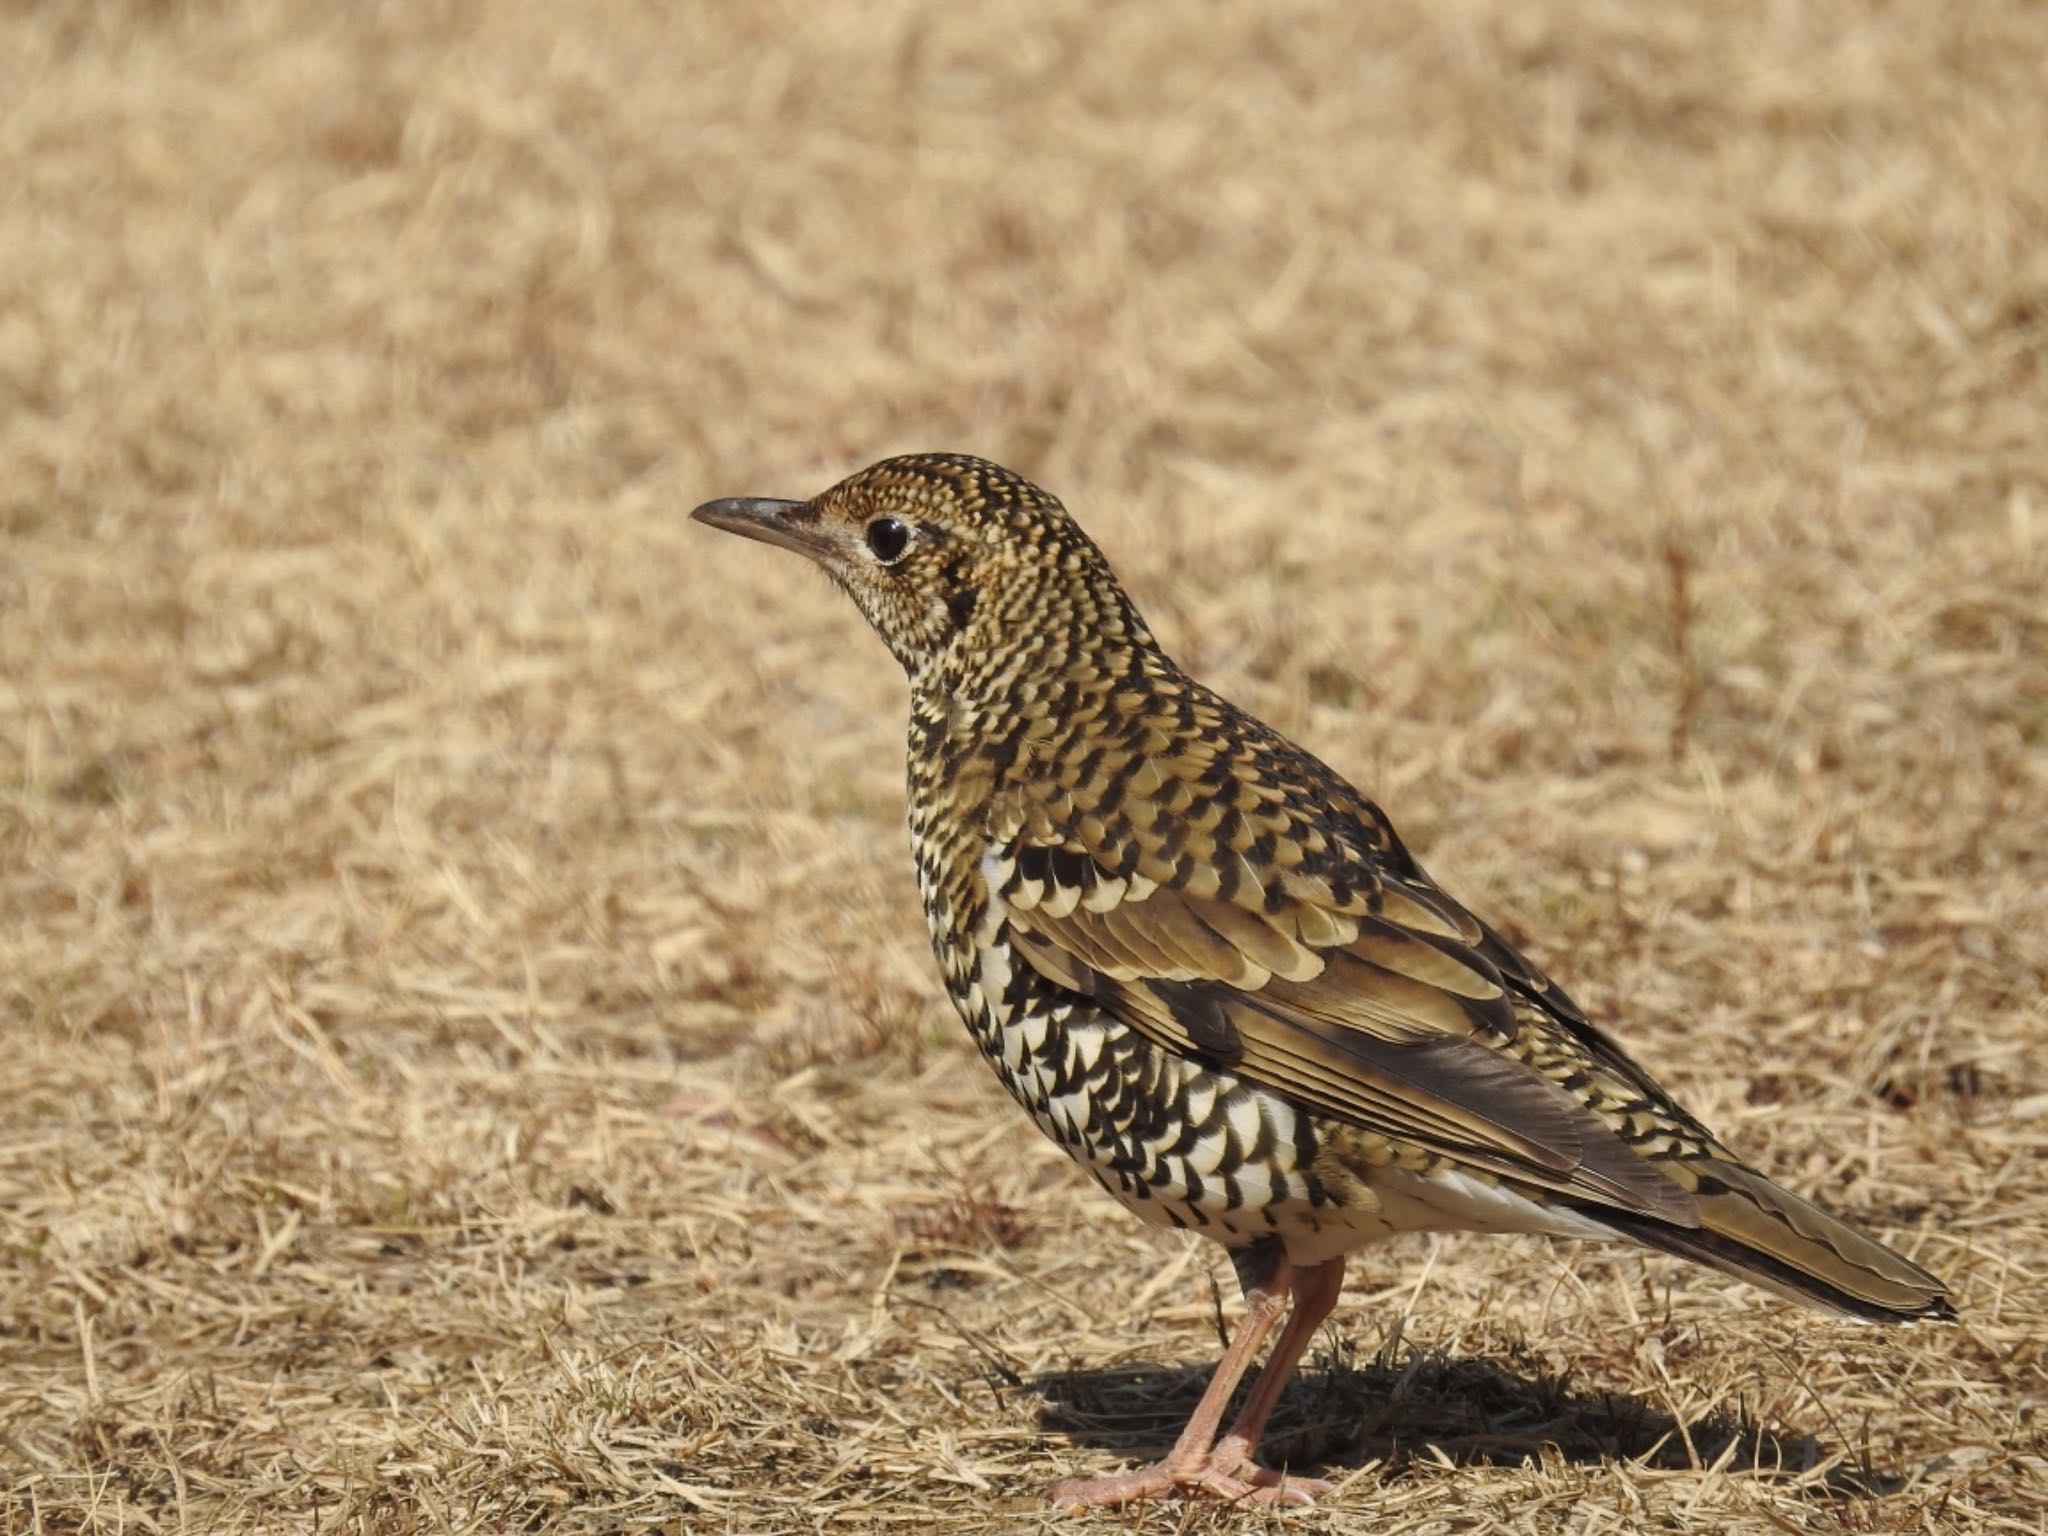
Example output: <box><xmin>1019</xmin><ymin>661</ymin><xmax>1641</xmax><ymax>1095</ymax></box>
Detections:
<box><xmin>2</xmin><ymin>3</ymin><xmax>2041</xmax><ymax>1531</ymax></box>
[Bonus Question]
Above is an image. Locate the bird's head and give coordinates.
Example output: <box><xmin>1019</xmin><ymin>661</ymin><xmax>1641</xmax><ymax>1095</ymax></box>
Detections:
<box><xmin>691</xmin><ymin>453</ymin><xmax>1150</xmax><ymax>687</ymax></box>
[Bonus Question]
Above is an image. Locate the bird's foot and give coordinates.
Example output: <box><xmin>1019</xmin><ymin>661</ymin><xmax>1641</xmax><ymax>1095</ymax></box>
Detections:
<box><xmin>1207</xmin><ymin>1433</ymin><xmax>1332</xmax><ymax>1502</ymax></box>
<box><xmin>1047</xmin><ymin>1449</ymin><xmax>1330</xmax><ymax>1511</ymax></box>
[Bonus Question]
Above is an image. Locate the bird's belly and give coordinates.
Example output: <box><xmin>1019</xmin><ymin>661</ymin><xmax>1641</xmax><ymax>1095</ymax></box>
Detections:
<box><xmin>970</xmin><ymin>997</ymin><xmax>1322</xmax><ymax>1241</ymax></box>
<box><xmin>1276</xmin><ymin>1163</ymin><xmax>1620</xmax><ymax>1266</ymax></box>
<box><xmin>948</xmin><ymin>882</ymin><xmax>1329</xmax><ymax>1243</ymax></box>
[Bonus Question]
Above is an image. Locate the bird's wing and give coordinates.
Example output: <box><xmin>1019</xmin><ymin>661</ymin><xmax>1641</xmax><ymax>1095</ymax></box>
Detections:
<box><xmin>986</xmin><ymin>776</ymin><xmax>1704</xmax><ymax>1228</ymax></box>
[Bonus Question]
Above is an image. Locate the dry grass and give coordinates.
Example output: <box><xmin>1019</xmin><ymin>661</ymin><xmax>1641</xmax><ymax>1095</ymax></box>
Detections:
<box><xmin>2</xmin><ymin>1</ymin><xmax>2044</xmax><ymax>1531</ymax></box>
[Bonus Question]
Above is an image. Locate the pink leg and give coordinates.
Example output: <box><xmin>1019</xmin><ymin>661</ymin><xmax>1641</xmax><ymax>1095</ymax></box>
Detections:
<box><xmin>1206</xmin><ymin>1256</ymin><xmax>1346</xmax><ymax>1499</ymax></box>
<box><xmin>1048</xmin><ymin>1248</ymin><xmax>1344</xmax><ymax>1511</ymax></box>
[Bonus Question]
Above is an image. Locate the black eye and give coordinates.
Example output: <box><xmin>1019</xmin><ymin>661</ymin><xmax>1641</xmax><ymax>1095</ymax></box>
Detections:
<box><xmin>864</xmin><ymin>516</ymin><xmax>911</xmax><ymax>563</ymax></box>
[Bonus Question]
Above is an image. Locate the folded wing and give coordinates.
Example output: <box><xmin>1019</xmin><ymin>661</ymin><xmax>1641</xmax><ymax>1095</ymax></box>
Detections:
<box><xmin>993</xmin><ymin>834</ymin><xmax>1703</xmax><ymax>1228</ymax></box>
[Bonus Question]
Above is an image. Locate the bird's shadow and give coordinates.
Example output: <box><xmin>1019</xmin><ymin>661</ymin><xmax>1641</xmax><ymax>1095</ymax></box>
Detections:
<box><xmin>1034</xmin><ymin>1334</ymin><xmax>1910</xmax><ymax>1499</ymax></box>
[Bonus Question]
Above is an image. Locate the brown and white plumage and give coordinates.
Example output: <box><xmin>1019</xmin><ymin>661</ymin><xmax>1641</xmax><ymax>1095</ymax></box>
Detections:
<box><xmin>693</xmin><ymin>453</ymin><xmax>1953</xmax><ymax>1509</ymax></box>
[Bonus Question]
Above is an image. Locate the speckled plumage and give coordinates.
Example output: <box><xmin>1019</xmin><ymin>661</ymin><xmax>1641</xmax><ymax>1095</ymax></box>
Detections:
<box><xmin>693</xmin><ymin>453</ymin><xmax>1953</xmax><ymax>1510</ymax></box>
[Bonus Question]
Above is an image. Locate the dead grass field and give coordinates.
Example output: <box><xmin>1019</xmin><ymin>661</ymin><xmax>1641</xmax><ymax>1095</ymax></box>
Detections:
<box><xmin>2</xmin><ymin>1</ymin><xmax>2044</xmax><ymax>1531</ymax></box>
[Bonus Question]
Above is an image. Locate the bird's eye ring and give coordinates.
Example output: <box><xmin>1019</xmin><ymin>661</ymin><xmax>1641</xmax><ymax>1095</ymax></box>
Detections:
<box><xmin>864</xmin><ymin>516</ymin><xmax>911</xmax><ymax>564</ymax></box>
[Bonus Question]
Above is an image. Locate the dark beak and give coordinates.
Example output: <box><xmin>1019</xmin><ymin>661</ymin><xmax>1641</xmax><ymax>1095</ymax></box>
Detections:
<box><xmin>689</xmin><ymin>496</ymin><xmax>829</xmax><ymax>560</ymax></box>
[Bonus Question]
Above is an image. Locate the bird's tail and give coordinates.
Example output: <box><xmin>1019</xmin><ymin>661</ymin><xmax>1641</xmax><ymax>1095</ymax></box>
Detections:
<box><xmin>1587</xmin><ymin>1158</ymin><xmax>1955</xmax><ymax>1324</ymax></box>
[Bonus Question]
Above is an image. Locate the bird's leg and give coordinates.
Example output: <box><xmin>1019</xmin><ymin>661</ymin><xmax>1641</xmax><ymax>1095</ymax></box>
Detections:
<box><xmin>1203</xmin><ymin>1255</ymin><xmax>1345</xmax><ymax>1498</ymax></box>
<box><xmin>1048</xmin><ymin>1242</ymin><xmax>1314</xmax><ymax>1511</ymax></box>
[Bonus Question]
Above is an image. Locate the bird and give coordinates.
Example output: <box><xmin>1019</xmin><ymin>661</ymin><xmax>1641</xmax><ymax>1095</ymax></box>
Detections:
<box><xmin>691</xmin><ymin>452</ymin><xmax>1954</xmax><ymax>1510</ymax></box>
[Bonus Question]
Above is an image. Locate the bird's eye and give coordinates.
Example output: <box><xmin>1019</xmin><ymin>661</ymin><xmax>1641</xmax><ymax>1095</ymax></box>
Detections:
<box><xmin>864</xmin><ymin>516</ymin><xmax>911</xmax><ymax>564</ymax></box>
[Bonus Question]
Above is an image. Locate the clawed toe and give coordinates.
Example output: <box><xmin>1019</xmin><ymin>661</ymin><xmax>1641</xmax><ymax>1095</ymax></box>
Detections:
<box><xmin>1048</xmin><ymin>1454</ymin><xmax>1329</xmax><ymax>1511</ymax></box>
<box><xmin>1233</xmin><ymin>1466</ymin><xmax>1333</xmax><ymax>1505</ymax></box>
<box><xmin>1208</xmin><ymin>1437</ymin><xmax>1333</xmax><ymax>1503</ymax></box>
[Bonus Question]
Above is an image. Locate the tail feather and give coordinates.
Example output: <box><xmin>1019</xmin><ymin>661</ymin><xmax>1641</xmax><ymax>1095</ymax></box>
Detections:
<box><xmin>1585</xmin><ymin>1160</ymin><xmax>1954</xmax><ymax>1324</ymax></box>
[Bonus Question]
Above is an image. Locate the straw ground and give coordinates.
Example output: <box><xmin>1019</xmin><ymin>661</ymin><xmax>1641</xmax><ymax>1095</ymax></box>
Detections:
<box><xmin>1</xmin><ymin>2</ymin><xmax>2042</xmax><ymax>1532</ymax></box>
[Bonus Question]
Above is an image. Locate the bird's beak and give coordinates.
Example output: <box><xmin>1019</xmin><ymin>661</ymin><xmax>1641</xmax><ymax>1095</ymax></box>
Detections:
<box><xmin>689</xmin><ymin>497</ymin><xmax>830</xmax><ymax>560</ymax></box>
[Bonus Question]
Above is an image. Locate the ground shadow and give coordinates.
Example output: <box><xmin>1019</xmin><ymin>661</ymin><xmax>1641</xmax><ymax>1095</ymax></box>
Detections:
<box><xmin>1033</xmin><ymin>1337</ymin><xmax>1909</xmax><ymax>1499</ymax></box>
